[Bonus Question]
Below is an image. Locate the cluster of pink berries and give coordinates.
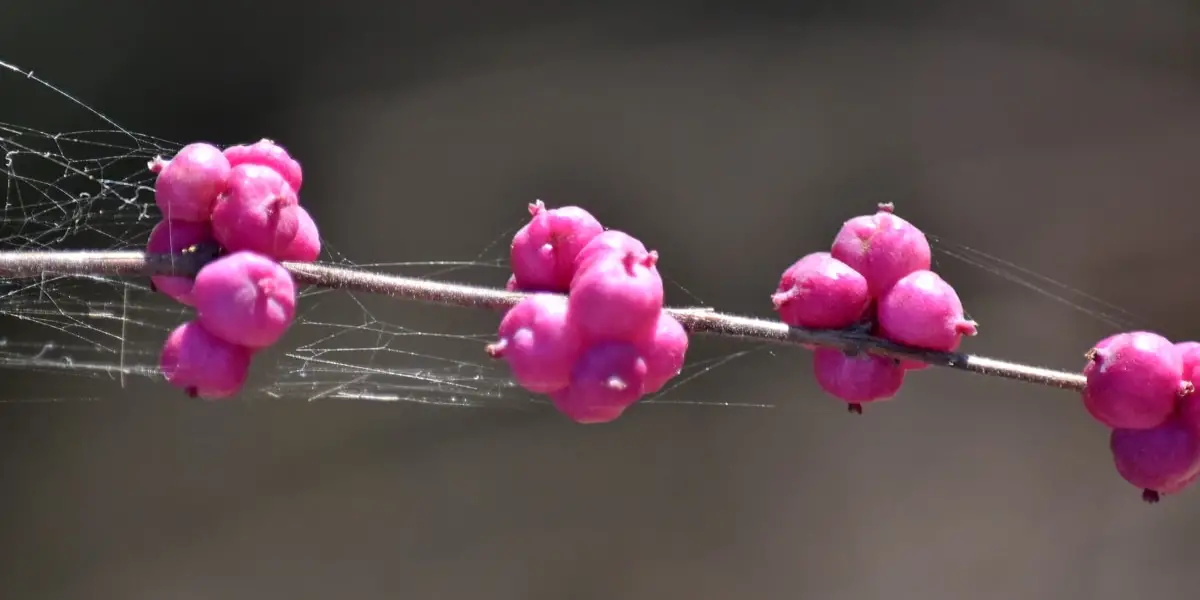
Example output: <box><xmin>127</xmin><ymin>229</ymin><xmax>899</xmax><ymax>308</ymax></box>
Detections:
<box><xmin>147</xmin><ymin>140</ymin><xmax>320</xmax><ymax>399</ymax></box>
<box><xmin>488</xmin><ymin>201</ymin><xmax>689</xmax><ymax>424</ymax></box>
<box><xmin>771</xmin><ymin>203</ymin><xmax>978</xmax><ymax>414</ymax></box>
<box><xmin>1082</xmin><ymin>333</ymin><xmax>1200</xmax><ymax>502</ymax></box>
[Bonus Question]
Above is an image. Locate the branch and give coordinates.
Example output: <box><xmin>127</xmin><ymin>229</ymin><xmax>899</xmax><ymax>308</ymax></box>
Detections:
<box><xmin>0</xmin><ymin>249</ymin><xmax>1087</xmax><ymax>392</ymax></box>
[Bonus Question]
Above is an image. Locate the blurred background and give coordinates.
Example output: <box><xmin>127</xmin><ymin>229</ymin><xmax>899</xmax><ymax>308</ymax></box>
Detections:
<box><xmin>3</xmin><ymin>1</ymin><xmax>1200</xmax><ymax>598</ymax></box>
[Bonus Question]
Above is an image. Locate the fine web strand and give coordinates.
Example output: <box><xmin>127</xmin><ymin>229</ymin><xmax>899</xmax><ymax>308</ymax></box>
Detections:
<box><xmin>0</xmin><ymin>59</ymin><xmax>761</xmax><ymax>409</ymax></box>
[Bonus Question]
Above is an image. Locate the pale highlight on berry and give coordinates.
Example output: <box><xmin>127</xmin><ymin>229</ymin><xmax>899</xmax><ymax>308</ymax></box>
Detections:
<box><xmin>159</xmin><ymin>321</ymin><xmax>254</xmax><ymax>399</ymax></box>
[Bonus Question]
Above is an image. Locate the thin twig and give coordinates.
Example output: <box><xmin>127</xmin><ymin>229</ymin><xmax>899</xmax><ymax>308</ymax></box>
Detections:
<box><xmin>0</xmin><ymin>250</ymin><xmax>1087</xmax><ymax>392</ymax></box>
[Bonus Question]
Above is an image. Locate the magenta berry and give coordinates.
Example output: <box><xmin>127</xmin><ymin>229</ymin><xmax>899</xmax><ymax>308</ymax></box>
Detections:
<box><xmin>275</xmin><ymin>205</ymin><xmax>321</xmax><ymax>262</ymax></box>
<box><xmin>509</xmin><ymin>200</ymin><xmax>605</xmax><ymax>292</ymax></box>
<box><xmin>567</xmin><ymin>250</ymin><xmax>665</xmax><ymax>344</ymax></box>
<box><xmin>211</xmin><ymin>164</ymin><xmax>301</xmax><ymax>257</ymax></box>
<box><xmin>573</xmin><ymin>229</ymin><xmax>648</xmax><ymax>277</ymax></box>
<box><xmin>151</xmin><ymin>142</ymin><xmax>231</xmax><ymax>222</ymax></box>
<box><xmin>551</xmin><ymin>342</ymin><xmax>648</xmax><ymax>424</ymax></box>
<box><xmin>877</xmin><ymin>270</ymin><xmax>978</xmax><ymax>351</ymax></box>
<box><xmin>772</xmin><ymin>252</ymin><xmax>871</xmax><ymax>329</ymax></box>
<box><xmin>223</xmin><ymin>139</ymin><xmax>303</xmax><ymax>193</ymax></box>
<box><xmin>1111</xmin><ymin>417</ymin><xmax>1200</xmax><ymax>502</ymax></box>
<box><xmin>486</xmin><ymin>294</ymin><xmax>582</xmax><ymax>394</ymax></box>
<box><xmin>636</xmin><ymin>312</ymin><xmax>689</xmax><ymax>395</ymax></box>
<box><xmin>1083</xmin><ymin>331</ymin><xmax>1191</xmax><ymax>430</ymax></box>
<box><xmin>830</xmin><ymin>204</ymin><xmax>931</xmax><ymax>297</ymax></box>
<box><xmin>159</xmin><ymin>321</ymin><xmax>253</xmax><ymax>399</ymax></box>
<box><xmin>145</xmin><ymin>219</ymin><xmax>214</xmax><ymax>306</ymax></box>
<box><xmin>812</xmin><ymin>348</ymin><xmax>905</xmax><ymax>412</ymax></box>
<box><xmin>1174</xmin><ymin>341</ymin><xmax>1200</xmax><ymax>433</ymax></box>
<box><xmin>191</xmin><ymin>251</ymin><xmax>297</xmax><ymax>349</ymax></box>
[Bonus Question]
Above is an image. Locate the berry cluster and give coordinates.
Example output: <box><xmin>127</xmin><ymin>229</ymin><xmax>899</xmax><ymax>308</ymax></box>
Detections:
<box><xmin>771</xmin><ymin>203</ymin><xmax>978</xmax><ymax>413</ymax></box>
<box><xmin>148</xmin><ymin>140</ymin><xmax>320</xmax><ymax>398</ymax></box>
<box><xmin>489</xmin><ymin>201</ymin><xmax>689</xmax><ymax>424</ymax></box>
<box><xmin>1082</xmin><ymin>332</ymin><xmax>1200</xmax><ymax>501</ymax></box>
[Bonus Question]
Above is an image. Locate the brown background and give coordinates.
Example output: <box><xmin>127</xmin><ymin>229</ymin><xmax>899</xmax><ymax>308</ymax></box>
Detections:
<box><xmin>3</xmin><ymin>1</ymin><xmax>1200</xmax><ymax>599</ymax></box>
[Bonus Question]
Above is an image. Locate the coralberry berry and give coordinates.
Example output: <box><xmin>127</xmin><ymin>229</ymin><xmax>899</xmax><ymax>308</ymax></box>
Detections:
<box><xmin>191</xmin><ymin>251</ymin><xmax>297</xmax><ymax>349</ymax></box>
<box><xmin>159</xmin><ymin>321</ymin><xmax>253</xmax><ymax>399</ymax></box>
<box><xmin>551</xmin><ymin>342</ymin><xmax>648</xmax><ymax>424</ymax></box>
<box><xmin>568</xmin><ymin>250</ymin><xmax>664</xmax><ymax>344</ymax></box>
<box><xmin>509</xmin><ymin>200</ymin><xmax>604</xmax><ymax>292</ymax></box>
<box><xmin>211</xmin><ymin>164</ymin><xmax>301</xmax><ymax>257</ymax></box>
<box><xmin>1082</xmin><ymin>331</ymin><xmax>1190</xmax><ymax>430</ymax></box>
<box><xmin>830</xmin><ymin>203</ymin><xmax>931</xmax><ymax>297</ymax></box>
<box><xmin>1111</xmin><ymin>417</ymin><xmax>1200</xmax><ymax>502</ymax></box>
<box><xmin>276</xmin><ymin>205</ymin><xmax>321</xmax><ymax>263</ymax></box>
<box><xmin>573</xmin><ymin>230</ymin><xmax>647</xmax><ymax>276</ymax></box>
<box><xmin>487</xmin><ymin>294</ymin><xmax>583</xmax><ymax>394</ymax></box>
<box><xmin>877</xmin><ymin>270</ymin><xmax>977</xmax><ymax>352</ymax></box>
<box><xmin>812</xmin><ymin>348</ymin><xmax>905</xmax><ymax>413</ymax></box>
<box><xmin>146</xmin><ymin>219</ymin><xmax>214</xmax><ymax>306</ymax></box>
<box><xmin>636</xmin><ymin>312</ymin><xmax>689</xmax><ymax>395</ymax></box>
<box><xmin>772</xmin><ymin>252</ymin><xmax>871</xmax><ymax>329</ymax></box>
<box><xmin>223</xmin><ymin>139</ymin><xmax>303</xmax><ymax>193</ymax></box>
<box><xmin>151</xmin><ymin>142</ymin><xmax>231</xmax><ymax>222</ymax></box>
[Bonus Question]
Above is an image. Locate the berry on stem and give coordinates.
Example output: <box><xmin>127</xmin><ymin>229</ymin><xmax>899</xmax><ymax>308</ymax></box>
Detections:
<box><xmin>1110</xmin><ymin>417</ymin><xmax>1200</xmax><ymax>502</ymax></box>
<box><xmin>567</xmin><ymin>249</ymin><xmax>664</xmax><ymax>344</ymax></box>
<box><xmin>1082</xmin><ymin>331</ymin><xmax>1191</xmax><ymax>430</ymax></box>
<box><xmin>486</xmin><ymin>294</ymin><xmax>582</xmax><ymax>394</ymax></box>
<box><xmin>191</xmin><ymin>251</ymin><xmax>297</xmax><ymax>349</ymax></box>
<box><xmin>636</xmin><ymin>312</ymin><xmax>689</xmax><ymax>395</ymax></box>
<box><xmin>159</xmin><ymin>321</ymin><xmax>253</xmax><ymax>399</ymax></box>
<box><xmin>830</xmin><ymin>203</ymin><xmax>931</xmax><ymax>297</ymax></box>
<box><xmin>276</xmin><ymin>205</ymin><xmax>321</xmax><ymax>262</ymax></box>
<box><xmin>772</xmin><ymin>252</ymin><xmax>871</xmax><ymax>329</ymax></box>
<box><xmin>551</xmin><ymin>342</ymin><xmax>648</xmax><ymax>424</ymax></box>
<box><xmin>509</xmin><ymin>200</ymin><xmax>604</xmax><ymax>292</ymax></box>
<box><xmin>812</xmin><ymin>348</ymin><xmax>906</xmax><ymax>413</ymax></box>
<box><xmin>877</xmin><ymin>269</ymin><xmax>978</xmax><ymax>353</ymax></box>
<box><xmin>573</xmin><ymin>229</ymin><xmax>648</xmax><ymax>276</ymax></box>
<box><xmin>145</xmin><ymin>219</ymin><xmax>215</xmax><ymax>306</ymax></box>
<box><xmin>223</xmin><ymin>139</ymin><xmax>303</xmax><ymax>193</ymax></box>
<box><xmin>151</xmin><ymin>142</ymin><xmax>231</xmax><ymax>222</ymax></box>
<box><xmin>211</xmin><ymin>164</ymin><xmax>301</xmax><ymax>257</ymax></box>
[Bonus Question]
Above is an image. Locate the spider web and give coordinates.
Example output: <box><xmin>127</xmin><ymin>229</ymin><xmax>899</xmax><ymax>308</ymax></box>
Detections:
<box><xmin>0</xmin><ymin>59</ymin><xmax>753</xmax><ymax>409</ymax></box>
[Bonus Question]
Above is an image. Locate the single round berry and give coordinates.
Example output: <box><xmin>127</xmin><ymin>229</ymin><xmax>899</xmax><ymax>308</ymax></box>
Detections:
<box><xmin>573</xmin><ymin>229</ymin><xmax>647</xmax><ymax>277</ymax></box>
<box><xmin>567</xmin><ymin>250</ymin><xmax>664</xmax><ymax>344</ymax></box>
<box><xmin>211</xmin><ymin>164</ymin><xmax>301</xmax><ymax>257</ymax></box>
<box><xmin>772</xmin><ymin>252</ymin><xmax>871</xmax><ymax>329</ymax></box>
<box><xmin>509</xmin><ymin>200</ymin><xmax>604</xmax><ymax>292</ymax></box>
<box><xmin>159</xmin><ymin>320</ymin><xmax>253</xmax><ymax>399</ymax></box>
<box><xmin>1083</xmin><ymin>331</ymin><xmax>1190</xmax><ymax>430</ymax></box>
<box><xmin>1177</xmin><ymin>341</ymin><xmax>1200</xmax><ymax>380</ymax></box>
<box><xmin>551</xmin><ymin>342</ymin><xmax>648</xmax><ymax>424</ymax></box>
<box><xmin>151</xmin><ymin>142</ymin><xmax>231</xmax><ymax>222</ymax></box>
<box><xmin>1174</xmin><ymin>341</ymin><xmax>1200</xmax><ymax>433</ymax></box>
<box><xmin>830</xmin><ymin>204</ymin><xmax>931</xmax><ymax>297</ymax></box>
<box><xmin>145</xmin><ymin>219</ymin><xmax>214</xmax><ymax>306</ymax></box>
<box><xmin>275</xmin><ymin>205</ymin><xmax>321</xmax><ymax>262</ymax></box>
<box><xmin>812</xmin><ymin>348</ymin><xmax>906</xmax><ymax>413</ymax></box>
<box><xmin>877</xmin><ymin>270</ymin><xmax>978</xmax><ymax>351</ymax></box>
<box><xmin>636</xmin><ymin>312</ymin><xmax>689</xmax><ymax>395</ymax></box>
<box><xmin>1111</xmin><ymin>417</ymin><xmax>1200</xmax><ymax>502</ymax></box>
<box><xmin>191</xmin><ymin>251</ymin><xmax>297</xmax><ymax>349</ymax></box>
<box><xmin>223</xmin><ymin>139</ymin><xmax>303</xmax><ymax>193</ymax></box>
<box><xmin>486</xmin><ymin>294</ymin><xmax>582</xmax><ymax>394</ymax></box>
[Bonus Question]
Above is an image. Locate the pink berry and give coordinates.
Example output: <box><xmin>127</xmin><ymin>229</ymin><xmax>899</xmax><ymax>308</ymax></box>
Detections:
<box><xmin>509</xmin><ymin>200</ymin><xmax>604</xmax><ymax>292</ymax></box>
<box><xmin>1111</xmin><ymin>417</ymin><xmax>1200</xmax><ymax>502</ymax></box>
<box><xmin>1172</xmin><ymin>342</ymin><xmax>1200</xmax><ymax>433</ymax></box>
<box><xmin>151</xmin><ymin>142</ymin><xmax>231</xmax><ymax>222</ymax></box>
<box><xmin>211</xmin><ymin>164</ymin><xmax>301</xmax><ymax>257</ymax></box>
<box><xmin>830</xmin><ymin>204</ymin><xmax>931</xmax><ymax>297</ymax></box>
<box><xmin>567</xmin><ymin>250</ymin><xmax>664</xmax><ymax>344</ymax></box>
<box><xmin>191</xmin><ymin>251</ymin><xmax>297</xmax><ymax>349</ymax></box>
<box><xmin>486</xmin><ymin>294</ymin><xmax>582</xmax><ymax>394</ymax></box>
<box><xmin>635</xmin><ymin>312</ymin><xmax>689</xmax><ymax>395</ymax></box>
<box><xmin>275</xmin><ymin>205</ymin><xmax>321</xmax><ymax>262</ymax></box>
<box><xmin>812</xmin><ymin>348</ymin><xmax>906</xmax><ymax>413</ymax></box>
<box><xmin>223</xmin><ymin>139</ymin><xmax>303</xmax><ymax>193</ymax></box>
<box><xmin>771</xmin><ymin>252</ymin><xmax>871</xmax><ymax>329</ymax></box>
<box><xmin>551</xmin><ymin>342</ymin><xmax>648</xmax><ymax>424</ymax></box>
<box><xmin>145</xmin><ymin>219</ymin><xmax>214</xmax><ymax>305</ymax></box>
<box><xmin>1083</xmin><ymin>331</ymin><xmax>1191</xmax><ymax>430</ymax></box>
<box><xmin>573</xmin><ymin>229</ymin><xmax>647</xmax><ymax>276</ymax></box>
<box><xmin>1177</xmin><ymin>341</ymin><xmax>1200</xmax><ymax>380</ymax></box>
<box><xmin>877</xmin><ymin>270</ymin><xmax>978</xmax><ymax>351</ymax></box>
<box><xmin>159</xmin><ymin>321</ymin><xmax>253</xmax><ymax>399</ymax></box>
